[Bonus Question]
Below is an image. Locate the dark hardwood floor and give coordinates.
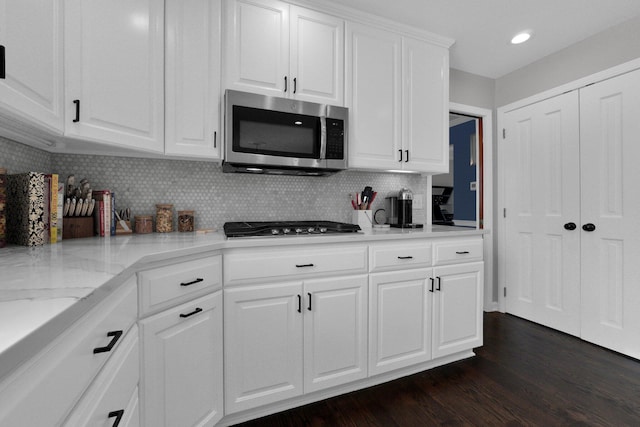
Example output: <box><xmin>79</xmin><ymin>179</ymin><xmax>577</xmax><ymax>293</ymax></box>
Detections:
<box><xmin>235</xmin><ymin>313</ymin><xmax>640</xmax><ymax>426</ymax></box>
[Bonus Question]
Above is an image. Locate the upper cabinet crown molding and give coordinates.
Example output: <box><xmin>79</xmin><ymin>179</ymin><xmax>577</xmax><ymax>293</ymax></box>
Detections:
<box><xmin>288</xmin><ymin>0</ymin><xmax>455</xmax><ymax>48</ymax></box>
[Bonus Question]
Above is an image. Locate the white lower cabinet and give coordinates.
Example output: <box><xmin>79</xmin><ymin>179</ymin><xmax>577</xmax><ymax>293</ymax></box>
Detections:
<box><xmin>140</xmin><ymin>291</ymin><xmax>223</xmax><ymax>427</ymax></box>
<box><xmin>224</xmin><ymin>274</ymin><xmax>368</xmax><ymax>414</ymax></box>
<box><xmin>369</xmin><ymin>268</ymin><xmax>433</xmax><ymax>375</ymax></box>
<box><xmin>63</xmin><ymin>326</ymin><xmax>140</xmax><ymax>427</ymax></box>
<box><xmin>432</xmin><ymin>262</ymin><xmax>484</xmax><ymax>359</ymax></box>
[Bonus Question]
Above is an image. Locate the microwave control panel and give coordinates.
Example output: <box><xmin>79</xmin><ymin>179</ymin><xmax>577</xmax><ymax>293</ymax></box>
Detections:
<box><xmin>326</xmin><ymin>118</ymin><xmax>345</xmax><ymax>160</ymax></box>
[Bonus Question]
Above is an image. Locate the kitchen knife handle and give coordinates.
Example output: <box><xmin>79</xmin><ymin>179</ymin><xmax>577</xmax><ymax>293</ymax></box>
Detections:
<box><xmin>73</xmin><ymin>99</ymin><xmax>80</xmax><ymax>122</ymax></box>
<box><xmin>307</xmin><ymin>293</ymin><xmax>312</xmax><ymax>311</ymax></box>
<box><xmin>108</xmin><ymin>410</ymin><xmax>124</xmax><ymax>427</ymax></box>
<box><xmin>179</xmin><ymin>307</ymin><xmax>203</xmax><ymax>318</ymax></box>
<box><xmin>93</xmin><ymin>330</ymin><xmax>123</xmax><ymax>354</ymax></box>
<box><xmin>0</xmin><ymin>45</ymin><xmax>5</xmax><ymax>79</ymax></box>
<box><xmin>284</xmin><ymin>76</ymin><xmax>288</xmax><ymax>92</ymax></box>
<box><xmin>180</xmin><ymin>278</ymin><xmax>204</xmax><ymax>287</ymax></box>
<box><xmin>398</xmin><ymin>149</ymin><xmax>403</xmax><ymax>162</ymax></box>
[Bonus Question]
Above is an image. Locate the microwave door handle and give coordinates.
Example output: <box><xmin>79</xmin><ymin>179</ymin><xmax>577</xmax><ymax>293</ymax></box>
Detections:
<box><xmin>320</xmin><ymin>116</ymin><xmax>327</xmax><ymax>160</ymax></box>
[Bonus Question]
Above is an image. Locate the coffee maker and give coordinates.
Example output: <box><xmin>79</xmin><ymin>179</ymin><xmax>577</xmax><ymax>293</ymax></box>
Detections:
<box><xmin>386</xmin><ymin>188</ymin><xmax>423</xmax><ymax>228</ymax></box>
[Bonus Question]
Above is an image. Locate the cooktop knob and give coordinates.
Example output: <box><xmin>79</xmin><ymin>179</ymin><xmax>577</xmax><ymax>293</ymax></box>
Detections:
<box><xmin>295</xmin><ymin>228</ymin><xmax>304</xmax><ymax>234</ymax></box>
<box><xmin>319</xmin><ymin>227</ymin><xmax>328</xmax><ymax>233</ymax></box>
<box><xmin>282</xmin><ymin>228</ymin><xmax>291</xmax><ymax>234</ymax></box>
<box><xmin>271</xmin><ymin>229</ymin><xmax>280</xmax><ymax>235</ymax></box>
<box><xmin>308</xmin><ymin>227</ymin><xmax>315</xmax><ymax>233</ymax></box>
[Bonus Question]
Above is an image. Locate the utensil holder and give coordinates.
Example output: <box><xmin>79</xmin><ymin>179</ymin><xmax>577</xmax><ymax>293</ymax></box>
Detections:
<box><xmin>352</xmin><ymin>210</ymin><xmax>372</xmax><ymax>230</ymax></box>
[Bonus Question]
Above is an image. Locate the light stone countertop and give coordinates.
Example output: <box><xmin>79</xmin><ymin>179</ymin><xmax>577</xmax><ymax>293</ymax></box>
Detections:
<box><xmin>0</xmin><ymin>225</ymin><xmax>486</xmax><ymax>380</ymax></box>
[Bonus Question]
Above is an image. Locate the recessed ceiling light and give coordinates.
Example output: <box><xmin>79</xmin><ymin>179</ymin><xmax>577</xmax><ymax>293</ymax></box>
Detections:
<box><xmin>511</xmin><ymin>32</ymin><xmax>531</xmax><ymax>45</ymax></box>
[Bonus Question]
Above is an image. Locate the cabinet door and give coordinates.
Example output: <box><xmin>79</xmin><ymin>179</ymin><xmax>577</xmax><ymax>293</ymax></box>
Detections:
<box><xmin>369</xmin><ymin>268</ymin><xmax>432</xmax><ymax>375</ymax></box>
<box><xmin>64</xmin><ymin>0</ymin><xmax>164</xmax><ymax>152</ymax></box>
<box><xmin>503</xmin><ymin>91</ymin><xmax>581</xmax><ymax>336</ymax></box>
<box><xmin>579</xmin><ymin>68</ymin><xmax>640</xmax><ymax>359</ymax></box>
<box><xmin>223</xmin><ymin>0</ymin><xmax>289</xmax><ymax>96</ymax></box>
<box><xmin>432</xmin><ymin>262</ymin><xmax>483</xmax><ymax>359</ymax></box>
<box><xmin>289</xmin><ymin>6</ymin><xmax>343</xmax><ymax>105</ymax></box>
<box><xmin>224</xmin><ymin>282</ymin><xmax>303</xmax><ymax>413</ymax></box>
<box><xmin>403</xmin><ymin>37</ymin><xmax>449</xmax><ymax>173</ymax></box>
<box><xmin>0</xmin><ymin>0</ymin><xmax>63</xmax><ymax>132</ymax></box>
<box><xmin>303</xmin><ymin>275</ymin><xmax>367</xmax><ymax>393</ymax></box>
<box><xmin>141</xmin><ymin>292</ymin><xmax>223</xmax><ymax>427</ymax></box>
<box><xmin>346</xmin><ymin>22</ymin><xmax>402</xmax><ymax>170</ymax></box>
<box><xmin>165</xmin><ymin>0</ymin><xmax>221</xmax><ymax>159</ymax></box>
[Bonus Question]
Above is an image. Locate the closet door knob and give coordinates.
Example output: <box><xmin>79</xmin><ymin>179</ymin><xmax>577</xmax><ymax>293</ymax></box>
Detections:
<box><xmin>564</xmin><ymin>222</ymin><xmax>577</xmax><ymax>231</ymax></box>
<box><xmin>582</xmin><ymin>223</ymin><xmax>596</xmax><ymax>232</ymax></box>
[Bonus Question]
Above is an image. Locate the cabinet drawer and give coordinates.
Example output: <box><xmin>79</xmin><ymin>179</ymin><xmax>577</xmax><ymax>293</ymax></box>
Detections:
<box><xmin>369</xmin><ymin>241</ymin><xmax>432</xmax><ymax>272</ymax></box>
<box><xmin>224</xmin><ymin>244</ymin><xmax>368</xmax><ymax>286</ymax></box>
<box><xmin>63</xmin><ymin>326</ymin><xmax>139</xmax><ymax>426</ymax></box>
<box><xmin>138</xmin><ymin>254</ymin><xmax>221</xmax><ymax>316</ymax></box>
<box><xmin>0</xmin><ymin>277</ymin><xmax>137</xmax><ymax>427</ymax></box>
<box><xmin>433</xmin><ymin>238</ymin><xmax>483</xmax><ymax>265</ymax></box>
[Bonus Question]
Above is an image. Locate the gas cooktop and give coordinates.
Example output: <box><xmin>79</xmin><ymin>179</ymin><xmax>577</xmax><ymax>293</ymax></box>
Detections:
<box><xmin>223</xmin><ymin>221</ymin><xmax>361</xmax><ymax>238</ymax></box>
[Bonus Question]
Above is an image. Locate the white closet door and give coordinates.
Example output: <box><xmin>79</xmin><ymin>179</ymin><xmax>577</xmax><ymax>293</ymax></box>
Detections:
<box><xmin>503</xmin><ymin>91</ymin><xmax>581</xmax><ymax>336</ymax></box>
<box><xmin>579</xmin><ymin>68</ymin><xmax>640</xmax><ymax>359</ymax></box>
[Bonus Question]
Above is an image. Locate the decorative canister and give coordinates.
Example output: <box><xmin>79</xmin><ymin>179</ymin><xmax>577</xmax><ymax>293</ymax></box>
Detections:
<box><xmin>177</xmin><ymin>210</ymin><xmax>195</xmax><ymax>232</ymax></box>
<box><xmin>155</xmin><ymin>204</ymin><xmax>173</xmax><ymax>233</ymax></box>
<box><xmin>0</xmin><ymin>167</ymin><xmax>6</xmax><ymax>248</ymax></box>
<box><xmin>135</xmin><ymin>215</ymin><xmax>153</xmax><ymax>234</ymax></box>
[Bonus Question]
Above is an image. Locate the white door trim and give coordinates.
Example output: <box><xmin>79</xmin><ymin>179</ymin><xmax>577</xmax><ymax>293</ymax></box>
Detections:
<box><xmin>449</xmin><ymin>102</ymin><xmax>496</xmax><ymax>311</ymax></box>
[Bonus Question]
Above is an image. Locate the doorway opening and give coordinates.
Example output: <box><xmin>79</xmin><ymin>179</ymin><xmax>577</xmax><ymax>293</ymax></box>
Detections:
<box><xmin>433</xmin><ymin>113</ymin><xmax>484</xmax><ymax>229</ymax></box>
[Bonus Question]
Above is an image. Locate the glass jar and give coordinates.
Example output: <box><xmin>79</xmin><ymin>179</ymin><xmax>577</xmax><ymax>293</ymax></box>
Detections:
<box><xmin>155</xmin><ymin>204</ymin><xmax>173</xmax><ymax>233</ymax></box>
<box><xmin>135</xmin><ymin>215</ymin><xmax>153</xmax><ymax>234</ymax></box>
<box><xmin>177</xmin><ymin>210</ymin><xmax>195</xmax><ymax>232</ymax></box>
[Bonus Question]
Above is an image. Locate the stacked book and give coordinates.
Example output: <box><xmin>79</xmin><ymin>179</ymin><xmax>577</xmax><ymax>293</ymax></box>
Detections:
<box><xmin>5</xmin><ymin>172</ymin><xmax>63</xmax><ymax>246</ymax></box>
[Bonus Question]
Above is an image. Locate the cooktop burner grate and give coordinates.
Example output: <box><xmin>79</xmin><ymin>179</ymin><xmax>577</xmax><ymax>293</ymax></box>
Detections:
<box><xmin>223</xmin><ymin>221</ymin><xmax>361</xmax><ymax>237</ymax></box>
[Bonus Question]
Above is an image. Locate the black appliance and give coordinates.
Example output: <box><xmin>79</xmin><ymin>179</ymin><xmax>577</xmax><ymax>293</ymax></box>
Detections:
<box><xmin>223</xmin><ymin>221</ymin><xmax>361</xmax><ymax>238</ymax></box>
<box><xmin>432</xmin><ymin>186</ymin><xmax>454</xmax><ymax>225</ymax></box>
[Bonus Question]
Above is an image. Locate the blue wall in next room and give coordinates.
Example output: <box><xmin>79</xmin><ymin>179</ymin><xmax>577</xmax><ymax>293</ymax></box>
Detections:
<box><xmin>450</xmin><ymin>120</ymin><xmax>476</xmax><ymax>221</ymax></box>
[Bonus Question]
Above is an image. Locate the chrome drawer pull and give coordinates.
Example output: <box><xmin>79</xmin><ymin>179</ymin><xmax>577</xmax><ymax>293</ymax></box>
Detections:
<box><xmin>180</xmin><ymin>278</ymin><xmax>204</xmax><ymax>287</ymax></box>
<box><xmin>93</xmin><ymin>330</ymin><xmax>123</xmax><ymax>354</ymax></box>
<box><xmin>179</xmin><ymin>307</ymin><xmax>203</xmax><ymax>318</ymax></box>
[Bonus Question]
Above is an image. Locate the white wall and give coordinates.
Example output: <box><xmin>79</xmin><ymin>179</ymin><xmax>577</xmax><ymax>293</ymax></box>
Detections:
<box><xmin>495</xmin><ymin>14</ymin><xmax>640</xmax><ymax>107</ymax></box>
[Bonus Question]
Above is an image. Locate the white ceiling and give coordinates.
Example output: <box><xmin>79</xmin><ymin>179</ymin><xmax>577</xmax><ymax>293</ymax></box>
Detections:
<box><xmin>327</xmin><ymin>0</ymin><xmax>640</xmax><ymax>78</ymax></box>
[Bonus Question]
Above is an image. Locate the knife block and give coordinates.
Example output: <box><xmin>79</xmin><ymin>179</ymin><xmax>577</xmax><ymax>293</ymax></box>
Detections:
<box><xmin>115</xmin><ymin>220</ymin><xmax>132</xmax><ymax>235</ymax></box>
<box><xmin>63</xmin><ymin>217</ymin><xmax>94</xmax><ymax>239</ymax></box>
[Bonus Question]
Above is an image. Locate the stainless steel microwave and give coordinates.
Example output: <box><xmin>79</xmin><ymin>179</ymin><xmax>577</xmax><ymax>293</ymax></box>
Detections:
<box><xmin>223</xmin><ymin>90</ymin><xmax>348</xmax><ymax>176</ymax></box>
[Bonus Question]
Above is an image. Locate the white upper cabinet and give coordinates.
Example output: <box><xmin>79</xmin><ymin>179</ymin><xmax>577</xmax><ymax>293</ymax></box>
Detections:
<box><xmin>0</xmin><ymin>0</ymin><xmax>64</xmax><ymax>133</ymax></box>
<box><xmin>346</xmin><ymin>22</ymin><xmax>402</xmax><ymax>171</ymax></box>
<box><xmin>347</xmin><ymin>23</ymin><xmax>449</xmax><ymax>173</ymax></box>
<box><xmin>402</xmin><ymin>36</ymin><xmax>449</xmax><ymax>173</ymax></box>
<box><xmin>64</xmin><ymin>0</ymin><xmax>164</xmax><ymax>153</ymax></box>
<box><xmin>165</xmin><ymin>0</ymin><xmax>222</xmax><ymax>159</ymax></box>
<box><xmin>223</xmin><ymin>0</ymin><xmax>344</xmax><ymax>105</ymax></box>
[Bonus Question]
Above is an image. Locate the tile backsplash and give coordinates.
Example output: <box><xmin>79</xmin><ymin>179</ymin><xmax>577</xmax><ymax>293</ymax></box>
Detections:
<box><xmin>2</xmin><ymin>137</ymin><xmax>428</xmax><ymax>231</ymax></box>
